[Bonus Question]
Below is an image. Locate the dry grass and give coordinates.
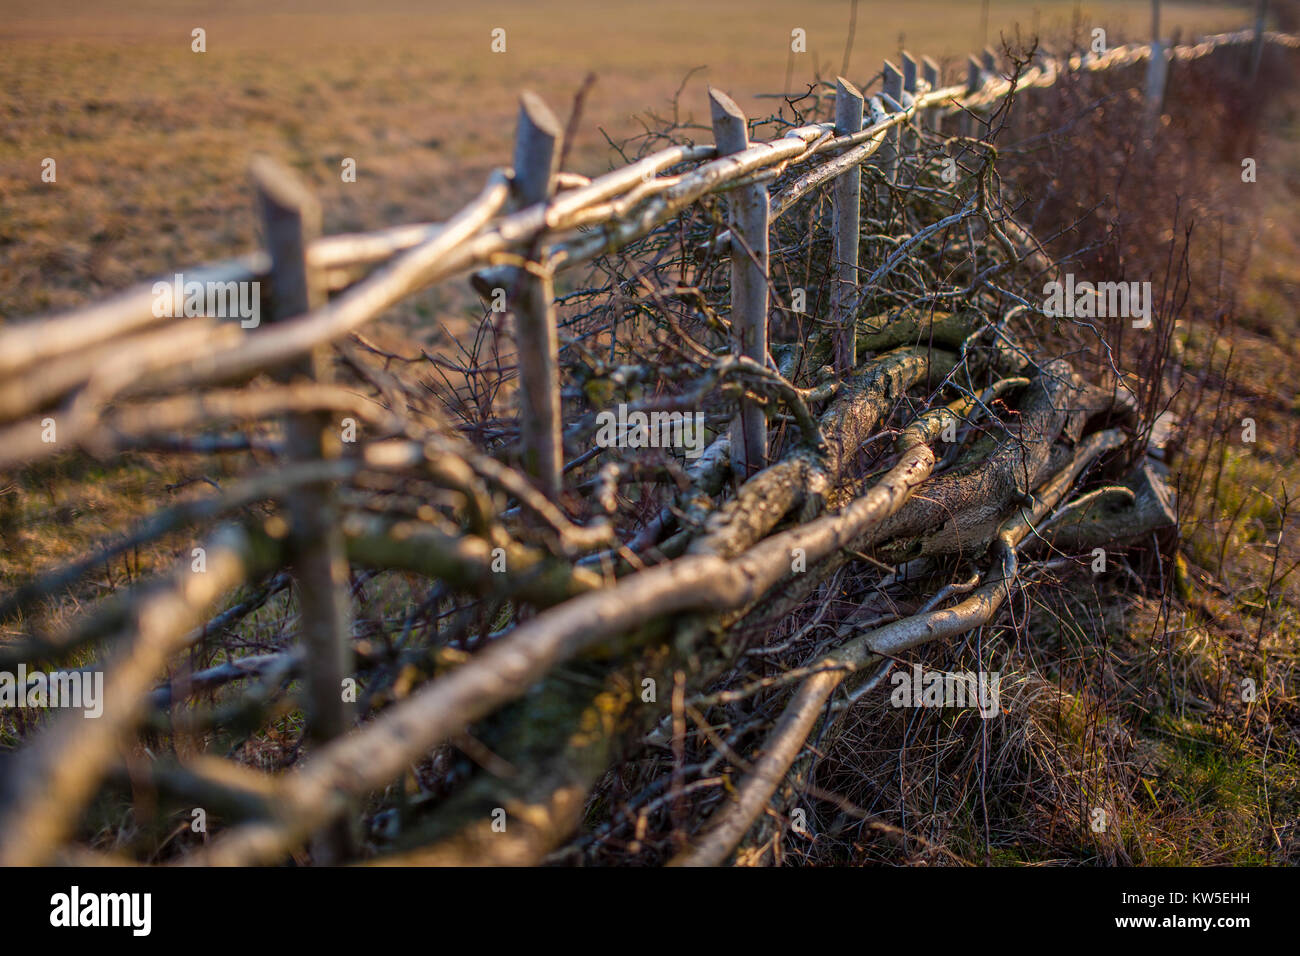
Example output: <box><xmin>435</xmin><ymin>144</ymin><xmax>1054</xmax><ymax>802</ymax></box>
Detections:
<box><xmin>769</xmin><ymin>27</ymin><xmax>1300</xmax><ymax>867</ymax></box>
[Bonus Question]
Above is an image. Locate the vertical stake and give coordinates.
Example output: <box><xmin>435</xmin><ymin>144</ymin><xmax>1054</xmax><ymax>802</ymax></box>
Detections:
<box><xmin>901</xmin><ymin>51</ymin><xmax>919</xmax><ymax>97</ymax></box>
<box><xmin>1144</xmin><ymin>40</ymin><xmax>1168</xmax><ymax>141</ymax></box>
<box><xmin>964</xmin><ymin>55</ymin><xmax>982</xmax><ymax>140</ymax></box>
<box><xmin>710</xmin><ymin>88</ymin><xmax>768</xmax><ymax>481</ymax></box>
<box><xmin>881</xmin><ymin>59</ymin><xmax>903</xmax><ymax>184</ymax></box>
<box><xmin>832</xmin><ymin>77</ymin><xmax>864</xmax><ymax>377</ymax></box>
<box><xmin>1250</xmin><ymin>0</ymin><xmax>1268</xmax><ymax>82</ymax></box>
<box><xmin>901</xmin><ymin>51</ymin><xmax>919</xmax><ymax>155</ymax></box>
<box><xmin>251</xmin><ymin>155</ymin><xmax>354</xmax><ymax>863</ymax></box>
<box><xmin>982</xmin><ymin>46</ymin><xmax>998</xmax><ymax>77</ymax></box>
<box><xmin>510</xmin><ymin>91</ymin><xmax>564</xmax><ymax>500</ymax></box>
<box><xmin>922</xmin><ymin>57</ymin><xmax>941</xmax><ymax>133</ymax></box>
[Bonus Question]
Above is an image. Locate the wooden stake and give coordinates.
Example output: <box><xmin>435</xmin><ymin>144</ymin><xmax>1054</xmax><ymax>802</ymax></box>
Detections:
<box><xmin>1250</xmin><ymin>0</ymin><xmax>1268</xmax><ymax>82</ymax></box>
<box><xmin>982</xmin><ymin>47</ymin><xmax>998</xmax><ymax>77</ymax></box>
<box><xmin>900</xmin><ymin>51</ymin><xmax>919</xmax><ymax>155</ymax></box>
<box><xmin>901</xmin><ymin>51</ymin><xmax>919</xmax><ymax>96</ymax></box>
<box><xmin>881</xmin><ymin>60</ymin><xmax>903</xmax><ymax>183</ymax></box>
<box><xmin>831</xmin><ymin>77</ymin><xmax>864</xmax><ymax>377</ymax></box>
<box><xmin>251</xmin><ymin>155</ymin><xmax>354</xmax><ymax>862</ymax></box>
<box><xmin>965</xmin><ymin>55</ymin><xmax>982</xmax><ymax>140</ymax></box>
<box><xmin>922</xmin><ymin>57</ymin><xmax>941</xmax><ymax>133</ymax></box>
<box><xmin>510</xmin><ymin>91</ymin><xmax>564</xmax><ymax>499</ymax></box>
<box><xmin>710</xmin><ymin>88</ymin><xmax>768</xmax><ymax>480</ymax></box>
<box><xmin>1144</xmin><ymin>40</ymin><xmax>1168</xmax><ymax>141</ymax></box>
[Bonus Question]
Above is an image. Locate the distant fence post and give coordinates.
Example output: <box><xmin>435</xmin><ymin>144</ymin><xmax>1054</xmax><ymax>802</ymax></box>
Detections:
<box><xmin>832</xmin><ymin>77</ymin><xmax>864</xmax><ymax>377</ymax></box>
<box><xmin>964</xmin><ymin>55</ymin><xmax>981</xmax><ymax>139</ymax></box>
<box><xmin>982</xmin><ymin>46</ymin><xmax>998</xmax><ymax>78</ymax></box>
<box><xmin>710</xmin><ymin>88</ymin><xmax>768</xmax><ymax>480</ymax></box>
<box><xmin>1144</xmin><ymin>40</ymin><xmax>1168</xmax><ymax>140</ymax></box>
<box><xmin>1145</xmin><ymin>0</ymin><xmax>1167</xmax><ymax>141</ymax></box>
<box><xmin>922</xmin><ymin>57</ymin><xmax>941</xmax><ymax>133</ymax></box>
<box><xmin>251</xmin><ymin>156</ymin><xmax>354</xmax><ymax>862</ymax></box>
<box><xmin>981</xmin><ymin>47</ymin><xmax>999</xmax><ymax>138</ymax></box>
<box><xmin>901</xmin><ymin>51</ymin><xmax>919</xmax><ymax>155</ymax></box>
<box><xmin>510</xmin><ymin>92</ymin><xmax>564</xmax><ymax>500</ymax></box>
<box><xmin>881</xmin><ymin>59</ymin><xmax>903</xmax><ymax>183</ymax></box>
<box><xmin>901</xmin><ymin>51</ymin><xmax>919</xmax><ymax>103</ymax></box>
<box><xmin>1250</xmin><ymin>0</ymin><xmax>1269</xmax><ymax>81</ymax></box>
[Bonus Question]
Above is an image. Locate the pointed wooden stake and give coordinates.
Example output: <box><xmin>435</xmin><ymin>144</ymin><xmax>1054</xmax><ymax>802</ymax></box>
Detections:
<box><xmin>710</xmin><ymin>88</ymin><xmax>768</xmax><ymax>480</ymax></box>
<box><xmin>881</xmin><ymin>59</ymin><xmax>903</xmax><ymax>182</ymax></box>
<box><xmin>251</xmin><ymin>155</ymin><xmax>355</xmax><ymax>862</ymax></box>
<box><xmin>510</xmin><ymin>91</ymin><xmax>564</xmax><ymax>500</ymax></box>
<box><xmin>922</xmin><ymin>56</ymin><xmax>941</xmax><ymax>133</ymax></box>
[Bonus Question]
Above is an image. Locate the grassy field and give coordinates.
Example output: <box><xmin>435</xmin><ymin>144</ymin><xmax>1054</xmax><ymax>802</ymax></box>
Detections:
<box><xmin>0</xmin><ymin>1</ymin><xmax>1251</xmax><ymax>318</ymax></box>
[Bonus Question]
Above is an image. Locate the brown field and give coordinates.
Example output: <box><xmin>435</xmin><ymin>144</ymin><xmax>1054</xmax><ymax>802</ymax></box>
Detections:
<box><xmin>0</xmin><ymin>0</ymin><xmax>1250</xmax><ymax>319</ymax></box>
